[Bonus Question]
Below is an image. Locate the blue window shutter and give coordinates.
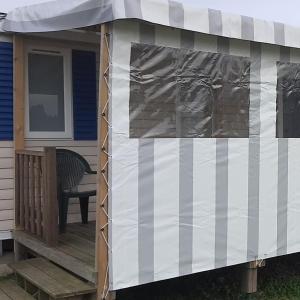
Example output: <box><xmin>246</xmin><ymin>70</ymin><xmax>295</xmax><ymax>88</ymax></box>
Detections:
<box><xmin>72</xmin><ymin>50</ymin><xmax>97</xmax><ymax>140</ymax></box>
<box><xmin>0</xmin><ymin>42</ymin><xmax>13</xmax><ymax>141</ymax></box>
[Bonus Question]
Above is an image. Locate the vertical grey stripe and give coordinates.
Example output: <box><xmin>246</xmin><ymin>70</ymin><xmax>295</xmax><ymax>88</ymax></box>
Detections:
<box><xmin>277</xmin><ymin>47</ymin><xmax>290</xmax><ymax>256</ymax></box>
<box><xmin>124</xmin><ymin>0</ymin><xmax>142</xmax><ymax>18</ymax></box>
<box><xmin>274</xmin><ymin>22</ymin><xmax>286</xmax><ymax>46</ymax></box>
<box><xmin>277</xmin><ymin>139</ymin><xmax>289</xmax><ymax>256</ymax></box>
<box><xmin>208</xmin><ymin>9</ymin><xmax>222</xmax><ymax>36</ymax></box>
<box><xmin>217</xmin><ymin>36</ymin><xmax>230</xmax><ymax>54</ymax></box>
<box><xmin>241</xmin><ymin>16</ymin><xmax>254</xmax><ymax>41</ymax></box>
<box><xmin>138</xmin><ymin>139</ymin><xmax>154</xmax><ymax>284</ymax></box>
<box><xmin>215</xmin><ymin>139</ymin><xmax>229</xmax><ymax>268</ymax></box>
<box><xmin>214</xmin><ymin>37</ymin><xmax>230</xmax><ymax>269</ymax></box>
<box><xmin>247</xmin><ymin>138</ymin><xmax>260</xmax><ymax>261</ymax></box>
<box><xmin>280</xmin><ymin>46</ymin><xmax>290</xmax><ymax>63</ymax></box>
<box><xmin>179</xmin><ymin>139</ymin><xmax>194</xmax><ymax>275</ymax></box>
<box><xmin>138</xmin><ymin>24</ymin><xmax>155</xmax><ymax>285</ymax></box>
<box><xmin>140</xmin><ymin>22</ymin><xmax>155</xmax><ymax>44</ymax></box>
<box><xmin>277</xmin><ymin>47</ymin><xmax>290</xmax><ymax>137</ymax></box>
<box><xmin>181</xmin><ymin>30</ymin><xmax>195</xmax><ymax>49</ymax></box>
<box><xmin>249</xmin><ymin>43</ymin><xmax>262</xmax><ymax>137</ymax></box>
<box><xmin>169</xmin><ymin>0</ymin><xmax>184</xmax><ymax>28</ymax></box>
<box><xmin>247</xmin><ymin>42</ymin><xmax>261</xmax><ymax>261</ymax></box>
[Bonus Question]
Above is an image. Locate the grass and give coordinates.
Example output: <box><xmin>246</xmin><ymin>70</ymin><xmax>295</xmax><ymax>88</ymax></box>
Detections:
<box><xmin>119</xmin><ymin>253</ymin><xmax>300</xmax><ymax>300</ymax></box>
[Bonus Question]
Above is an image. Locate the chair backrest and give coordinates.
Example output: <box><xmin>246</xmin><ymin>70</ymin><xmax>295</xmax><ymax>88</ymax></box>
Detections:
<box><xmin>56</xmin><ymin>149</ymin><xmax>94</xmax><ymax>191</ymax></box>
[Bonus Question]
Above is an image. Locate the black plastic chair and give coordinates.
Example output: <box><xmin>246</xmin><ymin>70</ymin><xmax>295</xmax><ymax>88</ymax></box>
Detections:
<box><xmin>56</xmin><ymin>149</ymin><xmax>97</xmax><ymax>233</ymax></box>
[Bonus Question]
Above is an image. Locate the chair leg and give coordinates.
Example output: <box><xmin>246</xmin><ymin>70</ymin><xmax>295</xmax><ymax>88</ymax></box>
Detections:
<box><xmin>79</xmin><ymin>197</ymin><xmax>89</xmax><ymax>224</ymax></box>
<box><xmin>59</xmin><ymin>196</ymin><xmax>69</xmax><ymax>233</ymax></box>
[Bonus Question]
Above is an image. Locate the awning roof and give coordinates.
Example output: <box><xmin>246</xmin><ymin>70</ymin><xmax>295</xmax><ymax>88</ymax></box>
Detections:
<box><xmin>2</xmin><ymin>0</ymin><xmax>300</xmax><ymax>49</ymax></box>
<box><xmin>0</xmin><ymin>0</ymin><xmax>51</xmax><ymax>14</ymax></box>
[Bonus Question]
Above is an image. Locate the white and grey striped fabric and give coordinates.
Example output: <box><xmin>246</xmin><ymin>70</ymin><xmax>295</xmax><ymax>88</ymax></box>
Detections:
<box><xmin>3</xmin><ymin>0</ymin><xmax>300</xmax><ymax>49</ymax></box>
<box><xmin>109</xmin><ymin>19</ymin><xmax>300</xmax><ymax>291</ymax></box>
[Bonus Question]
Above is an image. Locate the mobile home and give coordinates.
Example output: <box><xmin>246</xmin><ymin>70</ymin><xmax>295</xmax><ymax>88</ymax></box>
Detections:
<box><xmin>1</xmin><ymin>0</ymin><xmax>300</xmax><ymax>299</ymax></box>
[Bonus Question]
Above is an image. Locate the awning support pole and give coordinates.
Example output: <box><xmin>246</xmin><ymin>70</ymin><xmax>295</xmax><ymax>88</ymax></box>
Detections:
<box><xmin>96</xmin><ymin>23</ymin><xmax>115</xmax><ymax>300</ymax></box>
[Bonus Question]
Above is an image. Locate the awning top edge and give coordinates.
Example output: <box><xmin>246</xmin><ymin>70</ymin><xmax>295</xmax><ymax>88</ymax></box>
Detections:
<box><xmin>2</xmin><ymin>0</ymin><xmax>300</xmax><ymax>49</ymax></box>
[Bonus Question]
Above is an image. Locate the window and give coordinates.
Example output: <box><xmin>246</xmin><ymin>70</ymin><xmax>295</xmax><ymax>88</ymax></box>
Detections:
<box><xmin>129</xmin><ymin>43</ymin><xmax>250</xmax><ymax>138</ymax></box>
<box><xmin>276</xmin><ymin>62</ymin><xmax>300</xmax><ymax>138</ymax></box>
<box><xmin>26</xmin><ymin>46</ymin><xmax>72</xmax><ymax>139</ymax></box>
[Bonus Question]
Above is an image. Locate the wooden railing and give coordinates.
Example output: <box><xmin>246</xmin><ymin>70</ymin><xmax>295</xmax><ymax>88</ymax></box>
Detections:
<box><xmin>15</xmin><ymin>147</ymin><xmax>58</xmax><ymax>246</ymax></box>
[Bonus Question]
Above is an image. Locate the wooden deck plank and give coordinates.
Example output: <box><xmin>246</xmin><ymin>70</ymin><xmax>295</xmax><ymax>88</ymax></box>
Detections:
<box><xmin>13</xmin><ymin>230</ymin><xmax>96</xmax><ymax>283</ymax></box>
<box><xmin>10</xmin><ymin>259</ymin><xmax>95</xmax><ymax>298</ymax></box>
<box><xmin>59</xmin><ymin>232</ymin><xmax>95</xmax><ymax>257</ymax></box>
<box><xmin>28</xmin><ymin>258</ymin><xmax>95</xmax><ymax>294</ymax></box>
<box><xmin>57</xmin><ymin>242</ymin><xmax>95</xmax><ymax>266</ymax></box>
<box><xmin>66</xmin><ymin>223</ymin><xmax>95</xmax><ymax>242</ymax></box>
<box><xmin>0</xmin><ymin>288</ymin><xmax>11</xmax><ymax>300</ymax></box>
<box><xmin>0</xmin><ymin>279</ymin><xmax>35</xmax><ymax>300</ymax></box>
<box><xmin>10</xmin><ymin>260</ymin><xmax>71</xmax><ymax>298</ymax></box>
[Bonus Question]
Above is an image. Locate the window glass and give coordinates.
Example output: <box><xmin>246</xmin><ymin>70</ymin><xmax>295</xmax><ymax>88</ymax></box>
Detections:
<box><xmin>28</xmin><ymin>53</ymin><xmax>65</xmax><ymax>132</ymax></box>
<box><xmin>276</xmin><ymin>62</ymin><xmax>300</xmax><ymax>138</ymax></box>
<box><xmin>129</xmin><ymin>43</ymin><xmax>250</xmax><ymax>138</ymax></box>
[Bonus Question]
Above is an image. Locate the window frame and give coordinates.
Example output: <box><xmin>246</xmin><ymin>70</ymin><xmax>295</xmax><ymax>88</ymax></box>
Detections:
<box><xmin>25</xmin><ymin>45</ymin><xmax>73</xmax><ymax>139</ymax></box>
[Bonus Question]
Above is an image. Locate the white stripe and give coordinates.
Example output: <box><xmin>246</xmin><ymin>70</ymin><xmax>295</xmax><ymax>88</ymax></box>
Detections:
<box><xmin>141</xmin><ymin>0</ymin><xmax>169</xmax><ymax>27</ymax></box>
<box><xmin>112</xmin><ymin>0</ymin><xmax>126</xmax><ymax>18</ymax></box>
<box><xmin>153</xmin><ymin>18</ymin><xmax>181</xmax><ymax>282</ymax></box>
<box><xmin>154</xmin><ymin>139</ymin><xmax>180</xmax><ymax>281</ymax></box>
<box><xmin>285</xmin><ymin>25</ymin><xmax>300</xmax><ymax>48</ymax></box>
<box><xmin>192</xmin><ymin>139</ymin><xmax>216</xmax><ymax>272</ymax></box>
<box><xmin>260</xmin><ymin>44</ymin><xmax>279</xmax><ymax>138</ymax></box>
<box><xmin>254</xmin><ymin>19</ymin><xmax>275</xmax><ymax>44</ymax></box>
<box><xmin>258</xmin><ymin>139</ymin><xmax>278</xmax><ymax>259</ymax></box>
<box><xmin>191</xmin><ymin>35</ymin><xmax>217</xmax><ymax>272</ymax></box>
<box><xmin>222</xmin><ymin>13</ymin><xmax>241</xmax><ymax>39</ymax></box>
<box><xmin>226</xmin><ymin>41</ymin><xmax>250</xmax><ymax>265</ymax></box>
<box><xmin>287</xmin><ymin>140</ymin><xmax>300</xmax><ymax>254</ymax></box>
<box><xmin>286</xmin><ymin>51</ymin><xmax>300</xmax><ymax>254</ymax></box>
<box><xmin>110</xmin><ymin>21</ymin><xmax>140</xmax><ymax>289</ymax></box>
<box><xmin>183</xmin><ymin>6</ymin><xmax>209</xmax><ymax>34</ymax></box>
<box><xmin>227</xmin><ymin>139</ymin><xmax>248</xmax><ymax>265</ymax></box>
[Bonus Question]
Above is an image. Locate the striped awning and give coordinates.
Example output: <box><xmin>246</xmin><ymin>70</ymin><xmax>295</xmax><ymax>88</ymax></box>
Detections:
<box><xmin>2</xmin><ymin>0</ymin><xmax>300</xmax><ymax>49</ymax></box>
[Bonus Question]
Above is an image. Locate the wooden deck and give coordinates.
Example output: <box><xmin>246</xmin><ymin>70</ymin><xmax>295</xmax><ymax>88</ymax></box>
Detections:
<box><xmin>14</xmin><ymin>222</ymin><xmax>96</xmax><ymax>283</ymax></box>
<box><xmin>0</xmin><ymin>279</ymin><xmax>35</xmax><ymax>300</ymax></box>
<box><xmin>10</xmin><ymin>258</ymin><xmax>96</xmax><ymax>299</ymax></box>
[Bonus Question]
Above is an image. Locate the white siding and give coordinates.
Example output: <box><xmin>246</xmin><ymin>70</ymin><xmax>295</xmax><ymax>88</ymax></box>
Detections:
<box><xmin>0</xmin><ymin>141</ymin><xmax>14</xmax><ymax>232</ymax></box>
<box><xmin>0</xmin><ymin>33</ymin><xmax>99</xmax><ymax>233</ymax></box>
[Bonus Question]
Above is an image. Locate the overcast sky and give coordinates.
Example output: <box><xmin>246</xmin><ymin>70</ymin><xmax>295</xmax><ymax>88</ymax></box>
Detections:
<box><xmin>2</xmin><ymin>0</ymin><xmax>300</xmax><ymax>28</ymax></box>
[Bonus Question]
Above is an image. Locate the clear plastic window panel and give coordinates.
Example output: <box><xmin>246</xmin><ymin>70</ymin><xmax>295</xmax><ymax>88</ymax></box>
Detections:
<box><xmin>276</xmin><ymin>62</ymin><xmax>300</xmax><ymax>138</ymax></box>
<box><xmin>129</xmin><ymin>43</ymin><xmax>250</xmax><ymax>138</ymax></box>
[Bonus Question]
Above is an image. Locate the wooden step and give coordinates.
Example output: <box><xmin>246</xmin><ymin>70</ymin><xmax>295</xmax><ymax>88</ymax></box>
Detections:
<box><xmin>10</xmin><ymin>258</ymin><xmax>96</xmax><ymax>299</ymax></box>
<box><xmin>0</xmin><ymin>278</ymin><xmax>35</xmax><ymax>300</ymax></box>
<box><xmin>13</xmin><ymin>230</ymin><xmax>97</xmax><ymax>283</ymax></box>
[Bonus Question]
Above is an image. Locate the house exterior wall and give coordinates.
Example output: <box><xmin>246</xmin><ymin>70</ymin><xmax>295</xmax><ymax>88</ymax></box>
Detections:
<box><xmin>22</xmin><ymin>35</ymin><xmax>100</xmax><ymax>225</ymax></box>
<box><xmin>109</xmin><ymin>19</ymin><xmax>300</xmax><ymax>290</ymax></box>
<box><xmin>0</xmin><ymin>31</ymin><xmax>99</xmax><ymax>236</ymax></box>
<box><xmin>0</xmin><ymin>34</ymin><xmax>13</xmax><ymax>238</ymax></box>
<box><xmin>0</xmin><ymin>141</ymin><xmax>14</xmax><ymax>235</ymax></box>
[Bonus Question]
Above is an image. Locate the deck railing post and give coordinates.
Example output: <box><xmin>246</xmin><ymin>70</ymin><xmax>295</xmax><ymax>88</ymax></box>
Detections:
<box><xmin>43</xmin><ymin>147</ymin><xmax>58</xmax><ymax>247</ymax></box>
